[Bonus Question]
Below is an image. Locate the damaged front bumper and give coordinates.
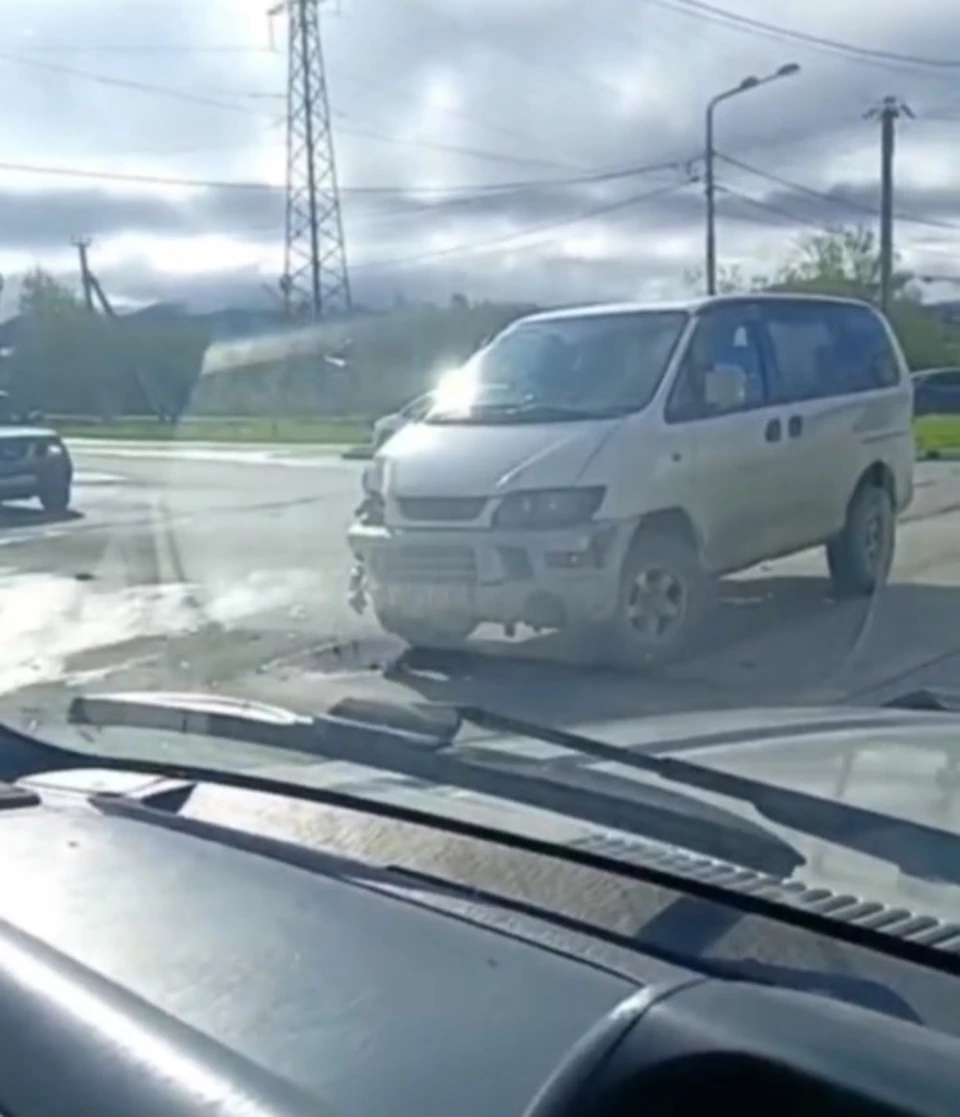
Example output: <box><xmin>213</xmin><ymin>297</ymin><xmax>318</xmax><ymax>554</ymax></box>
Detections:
<box><xmin>346</xmin><ymin>518</ymin><xmax>631</xmax><ymax>631</ymax></box>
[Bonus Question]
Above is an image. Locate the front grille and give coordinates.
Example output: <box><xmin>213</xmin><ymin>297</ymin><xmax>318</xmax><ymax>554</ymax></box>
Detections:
<box><xmin>396</xmin><ymin>497</ymin><xmax>486</xmax><ymax>523</ymax></box>
<box><xmin>0</xmin><ymin>440</ymin><xmax>29</xmax><ymax>463</ymax></box>
<box><xmin>372</xmin><ymin>544</ymin><xmax>477</xmax><ymax>584</ymax></box>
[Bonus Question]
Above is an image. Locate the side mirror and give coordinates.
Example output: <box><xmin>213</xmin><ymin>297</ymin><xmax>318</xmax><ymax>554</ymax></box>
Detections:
<box><xmin>703</xmin><ymin>364</ymin><xmax>748</xmax><ymax>412</ymax></box>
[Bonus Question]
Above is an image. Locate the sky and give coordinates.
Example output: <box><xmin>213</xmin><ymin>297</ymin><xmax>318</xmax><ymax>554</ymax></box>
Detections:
<box><xmin>2</xmin><ymin>0</ymin><xmax>960</xmax><ymax>313</ymax></box>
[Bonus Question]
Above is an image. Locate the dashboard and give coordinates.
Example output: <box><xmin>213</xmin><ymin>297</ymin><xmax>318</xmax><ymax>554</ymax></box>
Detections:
<box><xmin>0</xmin><ymin>779</ymin><xmax>958</xmax><ymax>1117</ymax></box>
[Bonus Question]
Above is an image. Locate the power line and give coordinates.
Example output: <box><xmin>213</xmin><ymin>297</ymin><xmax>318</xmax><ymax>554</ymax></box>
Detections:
<box><xmin>11</xmin><ymin>44</ymin><xmax>277</xmax><ymax>55</ymax></box>
<box><xmin>715</xmin><ymin>183</ymin><xmax>831</xmax><ymax>232</ymax></box>
<box><xmin>0</xmin><ymin>49</ymin><xmax>279</xmax><ymax>115</ymax></box>
<box><xmin>329</xmin><ymin>68</ymin><xmax>588</xmax><ymax>173</ymax></box>
<box><xmin>718</xmin><ymin>152</ymin><xmax>960</xmax><ymax>232</ymax></box>
<box><xmin>0</xmin><ymin>153</ymin><xmax>687</xmax><ymax>198</ymax></box>
<box><xmin>380</xmin><ymin>0</ymin><xmax>631</xmax><ymax>102</ymax></box>
<box><xmin>353</xmin><ymin>178</ymin><xmax>693</xmax><ymax>271</ymax></box>
<box><xmin>0</xmin><ymin>48</ymin><xmax>592</xmax><ymax>171</ymax></box>
<box><xmin>646</xmin><ymin>0</ymin><xmax>960</xmax><ymax>74</ymax></box>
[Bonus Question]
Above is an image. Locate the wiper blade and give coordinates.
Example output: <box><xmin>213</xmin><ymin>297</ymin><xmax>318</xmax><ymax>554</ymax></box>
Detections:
<box><xmin>461</xmin><ymin>706</ymin><xmax>960</xmax><ymax>886</ymax></box>
<box><xmin>62</xmin><ymin>691</ymin><xmax>802</xmax><ymax>878</ymax></box>
<box><xmin>884</xmin><ymin>688</ymin><xmax>960</xmax><ymax>713</ymax></box>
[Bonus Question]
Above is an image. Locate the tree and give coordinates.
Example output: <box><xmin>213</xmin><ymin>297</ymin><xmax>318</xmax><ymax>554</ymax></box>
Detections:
<box><xmin>682</xmin><ymin>263</ymin><xmax>766</xmax><ymax>295</ymax></box>
<box><xmin>18</xmin><ymin>268</ymin><xmax>82</xmax><ymax>320</ymax></box>
<box><xmin>769</xmin><ymin>226</ymin><xmax>917</xmax><ymax>303</ymax></box>
<box><xmin>768</xmin><ymin>226</ymin><xmax>960</xmax><ymax>369</ymax></box>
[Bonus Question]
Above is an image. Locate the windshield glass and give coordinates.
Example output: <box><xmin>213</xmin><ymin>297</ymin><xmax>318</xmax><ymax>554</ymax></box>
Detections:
<box><xmin>428</xmin><ymin>311</ymin><xmax>688</xmax><ymax>421</ymax></box>
<box><xmin>8</xmin><ymin>0</ymin><xmax>960</xmax><ymax>975</ymax></box>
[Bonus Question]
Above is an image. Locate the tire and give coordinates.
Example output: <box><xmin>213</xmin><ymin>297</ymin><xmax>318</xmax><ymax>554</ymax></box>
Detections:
<box><xmin>604</xmin><ymin>532</ymin><xmax>713</xmax><ymax>669</ymax></box>
<box><xmin>376</xmin><ymin>607</ymin><xmax>475</xmax><ymax>650</ymax></box>
<box><xmin>826</xmin><ymin>482</ymin><xmax>895</xmax><ymax>598</ymax></box>
<box><xmin>38</xmin><ymin>477</ymin><xmax>71</xmax><ymax>514</ymax></box>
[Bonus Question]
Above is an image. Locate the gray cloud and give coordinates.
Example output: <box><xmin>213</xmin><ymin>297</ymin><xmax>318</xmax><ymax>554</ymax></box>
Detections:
<box><xmin>1</xmin><ymin>0</ymin><xmax>959</xmax><ymax>310</ymax></box>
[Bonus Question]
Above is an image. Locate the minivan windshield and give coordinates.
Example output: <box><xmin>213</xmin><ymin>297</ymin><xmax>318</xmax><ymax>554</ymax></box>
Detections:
<box><xmin>428</xmin><ymin>310</ymin><xmax>689</xmax><ymax>423</ymax></box>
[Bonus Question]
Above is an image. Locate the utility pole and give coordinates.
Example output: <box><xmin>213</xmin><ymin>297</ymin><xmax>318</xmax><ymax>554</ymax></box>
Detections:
<box><xmin>866</xmin><ymin>96</ymin><xmax>913</xmax><ymax>315</ymax></box>
<box><xmin>71</xmin><ymin>237</ymin><xmax>167</xmax><ymax>420</ymax></box>
<box><xmin>704</xmin><ymin>63</ymin><xmax>800</xmax><ymax>295</ymax></box>
<box><xmin>272</xmin><ymin>0</ymin><xmax>351</xmax><ymax>322</ymax></box>
<box><xmin>73</xmin><ymin>237</ymin><xmax>95</xmax><ymax>311</ymax></box>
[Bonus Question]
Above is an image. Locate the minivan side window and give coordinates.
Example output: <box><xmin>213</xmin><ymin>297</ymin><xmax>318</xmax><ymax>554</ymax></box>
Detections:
<box><xmin>666</xmin><ymin>306</ymin><xmax>767</xmax><ymax>422</ymax></box>
<box><xmin>762</xmin><ymin>301</ymin><xmax>900</xmax><ymax>404</ymax></box>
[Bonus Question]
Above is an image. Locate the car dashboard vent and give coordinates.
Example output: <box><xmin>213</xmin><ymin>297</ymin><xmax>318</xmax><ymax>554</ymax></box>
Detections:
<box><xmin>572</xmin><ymin>833</ymin><xmax>960</xmax><ymax>954</ymax></box>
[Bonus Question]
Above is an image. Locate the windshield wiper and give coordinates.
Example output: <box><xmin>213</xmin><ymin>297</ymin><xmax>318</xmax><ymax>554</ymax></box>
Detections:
<box><xmin>57</xmin><ymin>691</ymin><xmax>960</xmax><ymax>884</ymax></box>
<box><xmin>459</xmin><ymin>706</ymin><xmax>960</xmax><ymax>886</ymax></box>
<box><xmin>31</xmin><ymin>689</ymin><xmax>960</xmax><ymax>885</ymax></box>
<box><xmin>55</xmin><ymin>692</ymin><xmax>801</xmax><ymax>877</ymax></box>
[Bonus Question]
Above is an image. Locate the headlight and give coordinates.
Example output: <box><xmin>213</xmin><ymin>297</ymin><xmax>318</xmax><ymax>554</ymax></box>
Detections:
<box><xmin>492</xmin><ymin>487</ymin><xmax>605</xmax><ymax>529</ymax></box>
<box><xmin>46</xmin><ymin>441</ymin><xmax>65</xmax><ymax>456</ymax></box>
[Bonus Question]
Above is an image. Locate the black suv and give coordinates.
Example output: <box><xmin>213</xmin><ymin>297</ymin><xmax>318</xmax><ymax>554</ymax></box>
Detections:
<box><xmin>0</xmin><ymin>392</ymin><xmax>73</xmax><ymax>513</ymax></box>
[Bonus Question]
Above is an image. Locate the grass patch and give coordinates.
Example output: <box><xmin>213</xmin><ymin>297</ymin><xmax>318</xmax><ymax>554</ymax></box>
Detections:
<box><xmin>915</xmin><ymin>416</ymin><xmax>960</xmax><ymax>456</ymax></box>
<box><xmin>54</xmin><ymin>416</ymin><xmax>370</xmax><ymax>445</ymax></box>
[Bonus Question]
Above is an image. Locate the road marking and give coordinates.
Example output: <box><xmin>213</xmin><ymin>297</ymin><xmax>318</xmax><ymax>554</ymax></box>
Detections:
<box><xmin>74</xmin><ymin>470</ymin><xmax>126</xmax><ymax>485</ymax></box>
<box><xmin>72</xmin><ymin>443</ymin><xmax>357</xmax><ymax>467</ymax></box>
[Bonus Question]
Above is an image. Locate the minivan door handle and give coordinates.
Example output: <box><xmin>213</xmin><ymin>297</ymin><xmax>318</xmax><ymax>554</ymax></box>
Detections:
<box><xmin>788</xmin><ymin>415</ymin><xmax>803</xmax><ymax>439</ymax></box>
<box><xmin>764</xmin><ymin>418</ymin><xmax>782</xmax><ymax>443</ymax></box>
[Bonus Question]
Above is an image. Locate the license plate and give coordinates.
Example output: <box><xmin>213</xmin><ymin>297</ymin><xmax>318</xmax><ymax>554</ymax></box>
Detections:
<box><xmin>380</xmin><ymin>584</ymin><xmax>473</xmax><ymax>617</ymax></box>
<box><xmin>0</xmin><ymin>472</ymin><xmax>32</xmax><ymax>489</ymax></box>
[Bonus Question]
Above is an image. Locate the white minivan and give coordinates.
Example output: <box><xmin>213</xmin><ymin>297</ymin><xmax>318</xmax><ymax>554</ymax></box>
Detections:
<box><xmin>348</xmin><ymin>293</ymin><xmax>915</xmax><ymax>667</ymax></box>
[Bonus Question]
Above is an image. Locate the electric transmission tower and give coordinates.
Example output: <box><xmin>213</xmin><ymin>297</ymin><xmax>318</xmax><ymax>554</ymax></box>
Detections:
<box><xmin>274</xmin><ymin>0</ymin><xmax>351</xmax><ymax>321</ymax></box>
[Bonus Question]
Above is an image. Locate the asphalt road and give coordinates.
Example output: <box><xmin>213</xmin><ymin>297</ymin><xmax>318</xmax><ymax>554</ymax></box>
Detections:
<box><xmin>7</xmin><ymin>443</ymin><xmax>960</xmax><ymax>1020</ymax></box>
<box><xmin>5</xmin><ymin>443</ymin><xmax>960</xmax><ymax>723</ymax></box>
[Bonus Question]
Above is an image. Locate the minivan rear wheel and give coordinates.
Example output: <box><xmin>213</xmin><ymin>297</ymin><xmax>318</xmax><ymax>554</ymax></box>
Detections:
<box><xmin>605</xmin><ymin>533</ymin><xmax>713</xmax><ymax>669</ymax></box>
<box><xmin>826</xmin><ymin>482</ymin><xmax>895</xmax><ymax>598</ymax></box>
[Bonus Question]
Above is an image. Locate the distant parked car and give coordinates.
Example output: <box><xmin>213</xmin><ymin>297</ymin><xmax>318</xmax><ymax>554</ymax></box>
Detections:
<box><xmin>912</xmin><ymin>367</ymin><xmax>960</xmax><ymax>416</ymax></box>
<box><xmin>371</xmin><ymin>392</ymin><xmax>434</xmax><ymax>450</ymax></box>
<box><xmin>0</xmin><ymin>391</ymin><xmax>73</xmax><ymax>513</ymax></box>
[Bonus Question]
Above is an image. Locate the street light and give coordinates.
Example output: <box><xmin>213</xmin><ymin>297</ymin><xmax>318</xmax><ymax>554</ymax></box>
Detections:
<box><xmin>705</xmin><ymin>62</ymin><xmax>800</xmax><ymax>295</ymax></box>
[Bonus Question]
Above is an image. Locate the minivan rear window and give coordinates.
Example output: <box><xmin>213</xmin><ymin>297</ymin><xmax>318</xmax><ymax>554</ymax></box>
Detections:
<box><xmin>428</xmin><ymin>311</ymin><xmax>689</xmax><ymax>423</ymax></box>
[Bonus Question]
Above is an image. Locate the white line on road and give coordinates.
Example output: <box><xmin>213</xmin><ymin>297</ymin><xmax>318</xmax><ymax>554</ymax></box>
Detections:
<box><xmin>70</xmin><ymin>442</ymin><xmax>356</xmax><ymax>467</ymax></box>
<box><xmin>74</xmin><ymin>471</ymin><xmax>126</xmax><ymax>485</ymax></box>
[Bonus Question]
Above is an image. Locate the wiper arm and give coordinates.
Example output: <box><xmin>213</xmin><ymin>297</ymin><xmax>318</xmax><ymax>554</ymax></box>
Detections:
<box><xmin>60</xmin><ymin>693</ymin><xmax>960</xmax><ymax>883</ymax></box>
<box><xmin>461</xmin><ymin>706</ymin><xmax>960</xmax><ymax>886</ymax></box>
<box><xmin>61</xmin><ymin>691</ymin><xmax>801</xmax><ymax>878</ymax></box>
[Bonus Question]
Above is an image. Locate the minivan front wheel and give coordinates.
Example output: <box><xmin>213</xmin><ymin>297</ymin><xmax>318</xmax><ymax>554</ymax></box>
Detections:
<box><xmin>606</xmin><ymin>533</ymin><xmax>712</xmax><ymax>669</ymax></box>
<box><xmin>826</xmin><ymin>482</ymin><xmax>895</xmax><ymax>598</ymax></box>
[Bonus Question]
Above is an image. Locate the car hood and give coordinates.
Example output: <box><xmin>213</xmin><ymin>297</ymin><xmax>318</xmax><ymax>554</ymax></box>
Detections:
<box><xmin>0</xmin><ymin>426</ymin><xmax>57</xmax><ymax>440</ymax></box>
<box><xmin>22</xmin><ymin>698</ymin><xmax>960</xmax><ymax>922</ymax></box>
<box><xmin>374</xmin><ymin>416</ymin><xmax>619</xmax><ymax>496</ymax></box>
